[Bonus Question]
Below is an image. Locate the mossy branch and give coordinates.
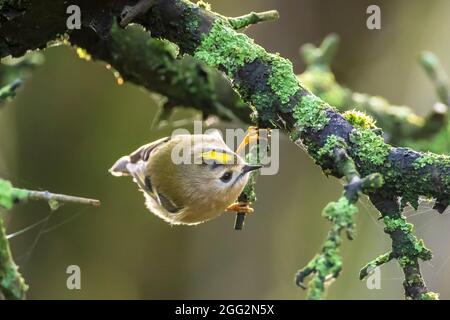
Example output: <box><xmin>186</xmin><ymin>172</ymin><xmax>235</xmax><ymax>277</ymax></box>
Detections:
<box><xmin>1</xmin><ymin>0</ymin><xmax>449</xmax><ymax>299</ymax></box>
<box><xmin>137</xmin><ymin>2</ymin><xmax>449</xmax><ymax>211</ymax></box>
<box><xmin>136</xmin><ymin>0</ymin><xmax>449</xmax><ymax>298</ymax></box>
<box><xmin>296</xmin><ymin>144</ymin><xmax>383</xmax><ymax>299</ymax></box>
<box><xmin>359</xmin><ymin>252</ymin><xmax>393</xmax><ymax>280</ymax></box>
<box><xmin>368</xmin><ymin>193</ymin><xmax>438</xmax><ymax>300</ymax></box>
<box><xmin>419</xmin><ymin>51</ymin><xmax>449</xmax><ymax>105</ymax></box>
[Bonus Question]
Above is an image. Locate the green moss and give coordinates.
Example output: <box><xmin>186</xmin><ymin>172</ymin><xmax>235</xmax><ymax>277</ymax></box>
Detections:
<box><xmin>307</xmin><ymin>276</ymin><xmax>325</xmax><ymax>300</ymax></box>
<box><xmin>293</xmin><ymin>95</ymin><xmax>330</xmax><ymax>131</ymax></box>
<box><xmin>359</xmin><ymin>252</ymin><xmax>392</xmax><ymax>279</ymax></box>
<box><xmin>267</xmin><ymin>54</ymin><xmax>299</xmax><ymax>104</ymax></box>
<box><xmin>0</xmin><ymin>179</ymin><xmax>28</xmax><ymax>209</ymax></box>
<box><xmin>185</xmin><ymin>4</ymin><xmax>201</xmax><ymax>34</ymax></box>
<box><xmin>194</xmin><ymin>20</ymin><xmax>266</xmax><ymax>76</ymax></box>
<box><xmin>317</xmin><ymin>135</ymin><xmax>346</xmax><ymax>159</ymax></box>
<box><xmin>195</xmin><ymin>20</ymin><xmax>301</xmax><ymax>111</ymax></box>
<box><xmin>383</xmin><ymin>215</ymin><xmax>432</xmax><ymax>264</ymax></box>
<box><xmin>322</xmin><ymin>197</ymin><xmax>358</xmax><ymax>230</ymax></box>
<box><xmin>0</xmin><ymin>215</ymin><xmax>29</xmax><ymax>299</ymax></box>
<box><xmin>349</xmin><ymin>129</ymin><xmax>391</xmax><ymax>166</ymax></box>
<box><xmin>412</xmin><ymin>152</ymin><xmax>450</xmax><ymax>189</ymax></box>
<box><xmin>400</xmin><ymin>193</ymin><xmax>420</xmax><ymax>210</ymax></box>
<box><xmin>383</xmin><ymin>216</ymin><xmax>413</xmax><ymax>233</ymax></box>
<box><xmin>343</xmin><ymin>109</ymin><xmax>376</xmax><ymax>130</ymax></box>
<box><xmin>420</xmin><ymin>292</ymin><xmax>439</xmax><ymax>300</ymax></box>
<box><xmin>303</xmin><ymin>246</ymin><xmax>342</xmax><ymax>300</ymax></box>
<box><xmin>397</xmin><ymin>256</ymin><xmax>413</xmax><ymax>268</ymax></box>
<box><xmin>413</xmin><ymin>152</ymin><xmax>450</xmax><ymax>169</ymax></box>
<box><xmin>299</xmin><ymin>196</ymin><xmax>354</xmax><ymax>299</ymax></box>
<box><xmin>249</xmin><ymin>91</ymin><xmax>277</xmax><ymax>122</ymax></box>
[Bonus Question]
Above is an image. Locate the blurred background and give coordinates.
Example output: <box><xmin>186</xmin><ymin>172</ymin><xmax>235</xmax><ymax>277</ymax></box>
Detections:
<box><xmin>1</xmin><ymin>0</ymin><xmax>450</xmax><ymax>299</ymax></box>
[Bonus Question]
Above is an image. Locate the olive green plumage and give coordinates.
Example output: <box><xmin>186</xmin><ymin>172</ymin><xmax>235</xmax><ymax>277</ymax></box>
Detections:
<box><xmin>110</xmin><ymin>131</ymin><xmax>260</xmax><ymax>225</ymax></box>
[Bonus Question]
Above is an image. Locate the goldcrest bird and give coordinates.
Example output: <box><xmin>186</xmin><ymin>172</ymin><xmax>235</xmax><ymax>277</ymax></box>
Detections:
<box><xmin>109</xmin><ymin>130</ymin><xmax>261</xmax><ymax>225</ymax></box>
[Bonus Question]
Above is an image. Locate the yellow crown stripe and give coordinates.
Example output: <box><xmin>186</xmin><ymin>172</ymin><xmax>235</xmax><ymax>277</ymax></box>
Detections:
<box><xmin>201</xmin><ymin>150</ymin><xmax>234</xmax><ymax>164</ymax></box>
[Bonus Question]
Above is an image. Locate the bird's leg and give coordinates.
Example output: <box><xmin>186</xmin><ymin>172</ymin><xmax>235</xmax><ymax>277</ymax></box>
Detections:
<box><xmin>236</xmin><ymin>126</ymin><xmax>269</xmax><ymax>154</ymax></box>
<box><xmin>226</xmin><ymin>202</ymin><xmax>254</xmax><ymax>214</ymax></box>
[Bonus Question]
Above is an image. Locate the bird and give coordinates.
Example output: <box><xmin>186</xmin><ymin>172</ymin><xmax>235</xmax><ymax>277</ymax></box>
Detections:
<box><xmin>109</xmin><ymin>129</ymin><xmax>261</xmax><ymax>225</ymax></box>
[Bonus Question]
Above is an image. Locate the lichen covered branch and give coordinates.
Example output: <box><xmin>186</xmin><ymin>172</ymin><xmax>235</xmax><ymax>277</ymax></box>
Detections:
<box><xmin>419</xmin><ymin>51</ymin><xmax>449</xmax><ymax>105</ymax></box>
<box><xmin>135</xmin><ymin>0</ymin><xmax>449</xmax><ymax>210</ymax></box>
<box><xmin>135</xmin><ymin>0</ymin><xmax>449</xmax><ymax>298</ymax></box>
<box><xmin>0</xmin><ymin>217</ymin><xmax>27</xmax><ymax>300</ymax></box>
<box><xmin>296</xmin><ymin>142</ymin><xmax>383</xmax><ymax>299</ymax></box>
<box><xmin>365</xmin><ymin>193</ymin><xmax>438</xmax><ymax>300</ymax></box>
<box><xmin>1</xmin><ymin>0</ymin><xmax>449</xmax><ymax>299</ymax></box>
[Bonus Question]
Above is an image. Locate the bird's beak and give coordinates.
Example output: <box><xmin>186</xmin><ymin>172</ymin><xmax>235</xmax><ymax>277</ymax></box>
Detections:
<box><xmin>242</xmin><ymin>164</ymin><xmax>262</xmax><ymax>174</ymax></box>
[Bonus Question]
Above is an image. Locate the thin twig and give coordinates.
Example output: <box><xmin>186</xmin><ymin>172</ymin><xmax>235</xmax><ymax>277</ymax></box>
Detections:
<box><xmin>419</xmin><ymin>51</ymin><xmax>450</xmax><ymax>105</ymax></box>
<box><xmin>0</xmin><ymin>79</ymin><xmax>22</xmax><ymax>104</ymax></box>
<box><xmin>228</xmin><ymin>10</ymin><xmax>279</xmax><ymax>30</ymax></box>
<box><xmin>25</xmin><ymin>190</ymin><xmax>101</xmax><ymax>207</ymax></box>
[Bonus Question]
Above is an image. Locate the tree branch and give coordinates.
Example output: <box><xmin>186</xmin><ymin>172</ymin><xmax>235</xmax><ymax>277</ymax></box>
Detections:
<box><xmin>1</xmin><ymin>0</ymin><xmax>449</xmax><ymax>299</ymax></box>
<box><xmin>296</xmin><ymin>143</ymin><xmax>383</xmax><ymax>299</ymax></box>
<box><xmin>419</xmin><ymin>51</ymin><xmax>449</xmax><ymax>105</ymax></box>
<box><xmin>367</xmin><ymin>193</ymin><xmax>438</xmax><ymax>300</ymax></box>
<box><xmin>133</xmin><ymin>0</ymin><xmax>448</xmax><ymax>211</ymax></box>
<box><xmin>0</xmin><ymin>216</ymin><xmax>27</xmax><ymax>300</ymax></box>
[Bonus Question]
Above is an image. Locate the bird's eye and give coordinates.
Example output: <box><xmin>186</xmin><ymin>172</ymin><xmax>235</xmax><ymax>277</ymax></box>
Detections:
<box><xmin>220</xmin><ymin>171</ymin><xmax>233</xmax><ymax>183</ymax></box>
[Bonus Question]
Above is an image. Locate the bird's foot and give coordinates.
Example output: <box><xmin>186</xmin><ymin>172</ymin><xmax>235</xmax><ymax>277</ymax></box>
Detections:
<box><xmin>236</xmin><ymin>126</ymin><xmax>269</xmax><ymax>154</ymax></box>
<box><xmin>226</xmin><ymin>202</ymin><xmax>254</xmax><ymax>214</ymax></box>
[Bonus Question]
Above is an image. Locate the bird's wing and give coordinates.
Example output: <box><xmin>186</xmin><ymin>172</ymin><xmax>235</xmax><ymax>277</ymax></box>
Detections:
<box><xmin>130</xmin><ymin>170</ymin><xmax>183</xmax><ymax>215</ymax></box>
<box><xmin>109</xmin><ymin>136</ymin><xmax>170</xmax><ymax>177</ymax></box>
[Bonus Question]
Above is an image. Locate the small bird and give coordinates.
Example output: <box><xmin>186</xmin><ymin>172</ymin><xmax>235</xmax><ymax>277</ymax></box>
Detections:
<box><xmin>109</xmin><ymin>130</ymin><xmax>261</xmax><ymax>225</ymax></box>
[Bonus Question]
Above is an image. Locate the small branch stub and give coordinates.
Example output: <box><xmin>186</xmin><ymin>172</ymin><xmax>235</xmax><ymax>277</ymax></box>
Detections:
<box><xmin>228</xmin><ymin>10</ymin><xmax>279</xmax><ymax>30</ymax></box>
